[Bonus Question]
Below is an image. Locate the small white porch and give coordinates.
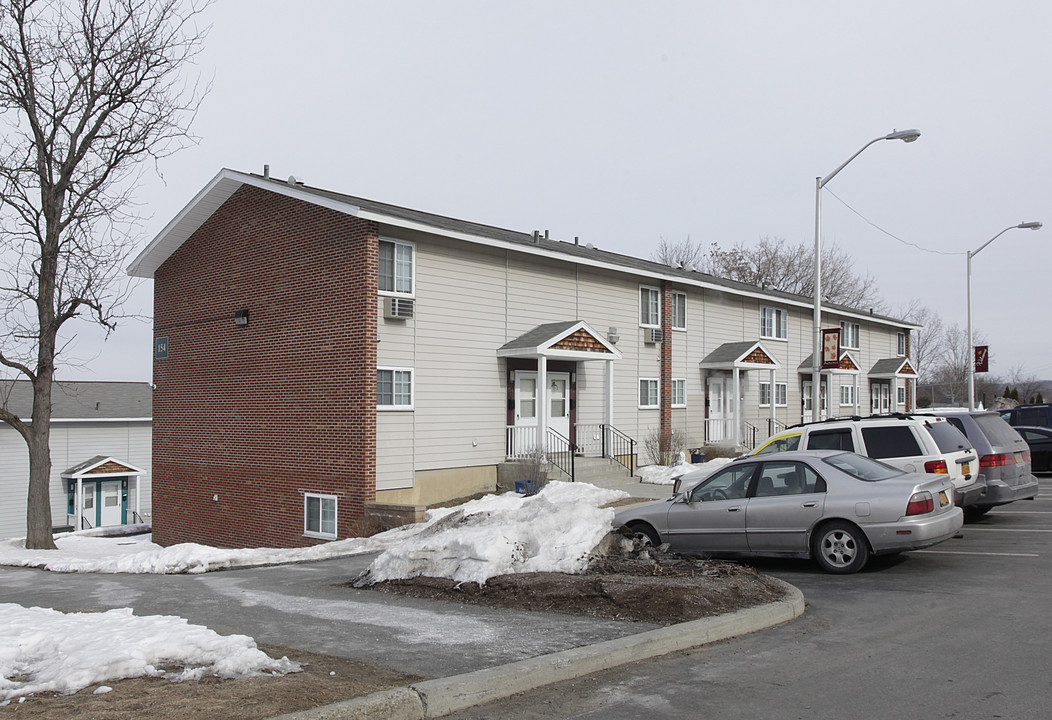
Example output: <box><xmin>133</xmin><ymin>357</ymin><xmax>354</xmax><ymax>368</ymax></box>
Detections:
<box><xmin>498</xmin><ymin>320</ymin><xmax>625</xmax><ymax>467</ymax></box>
<box><xmin>62</xmin><ymin>456</ymin><xmax>146</xmax><ymax>531</ymax></box>
<box><xmin>868</xmin><ymin>357</ymin><xmax>919</xmax><ymax>413</ymax></box>
<box><xmin>700</xmin><ymin>341</ymin><xmax>782</xmax><ymax>449</ymax></box>
<box><xmin>798</xmin><ymin>351</ymin><xmax>863</xmax><ymax>421</ymax></box>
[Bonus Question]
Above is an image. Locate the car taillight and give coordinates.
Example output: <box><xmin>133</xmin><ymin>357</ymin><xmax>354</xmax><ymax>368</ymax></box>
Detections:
<box><xmin>980</xmin><ymin>453</ymin><xmax>1016</xmax><ymax>467</ymax></box>
<box><xmin>924</xmin><ymin>459</ymin><xmax>948</xmax><ymax>474</ymax></box>
<box><xmin>906</xmin><ymin>491</ymin><xmax>934</xmax><ymax>516</ymax></box>
<box><xmin>1022</xmin><ymin>450</ymin><xmax>1032</xmax><ymax>463</ymax></box>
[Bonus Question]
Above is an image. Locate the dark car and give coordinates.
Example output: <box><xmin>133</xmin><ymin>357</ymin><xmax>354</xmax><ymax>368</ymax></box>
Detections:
<box><xmin>1014</xmin><ymin>426</ymin><xmax>1052</xmax><ymax>473</ymax></box>
<box><xmin>928</xmin><ymin>411</ymin><xmax>1038</xmax><ymax>517</ymax></box>
<box><xmin>999</xmin><ymin>404</ymin><xmax>1052</xmax><ymax>429</ymax></box>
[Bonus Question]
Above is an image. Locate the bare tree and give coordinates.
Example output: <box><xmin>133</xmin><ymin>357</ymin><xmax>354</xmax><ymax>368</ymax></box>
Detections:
<box><xmin>0</xmin><ymin>0</ymin><xmax>208</xmax><ymax>549</ymax></box>
<box><xmin>701</xmin><ymin>236</ymin><xmax>886</xmax><ymax>311</ymax></box>
<box><xmin>651</xmin><ymin>235</ymin><xmax>706</xmax><ymax>270</ymax></box>
<box><xmin>1008</xmin><ymin>366</ymin><xmax>1044</xmax><ymax>405</ymax></box>
<box><xmin>900</xmin><ymin>300</ymin><xmax>944</xmax><ymax>383</ymax></box>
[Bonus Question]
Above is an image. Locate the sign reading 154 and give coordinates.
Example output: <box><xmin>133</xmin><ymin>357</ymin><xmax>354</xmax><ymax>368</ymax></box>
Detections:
<box><xmin>155</xmin><ymin>336</ymin><xmax>169</xmax><ymax>359</ymax></box>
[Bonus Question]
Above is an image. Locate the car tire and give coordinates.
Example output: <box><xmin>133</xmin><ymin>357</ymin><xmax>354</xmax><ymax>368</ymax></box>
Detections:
<box><xmin>626</xmin><ymin>521</ymin><xmax>661</xmax><ymax>547</ymax></box>
<box><xmin>811</xmin><ymin>521</ymin><xmax>869</xmax><ymax>574</ymax></box>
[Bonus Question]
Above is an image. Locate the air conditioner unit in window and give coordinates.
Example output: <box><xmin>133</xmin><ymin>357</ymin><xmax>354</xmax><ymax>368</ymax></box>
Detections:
<box><xmin>384</xmin><ymin>297</ymin><xmax>415</xmax><ymax>319</ymax></box>
<box><xmin>645</xmin><ymin>328</ymin><xmax>664</xmax><ymax>344</ymax></box>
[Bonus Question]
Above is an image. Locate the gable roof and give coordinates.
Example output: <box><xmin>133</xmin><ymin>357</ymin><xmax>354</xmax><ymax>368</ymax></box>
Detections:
<box><xmin>0</xmin><ymin>381</ymin><xmax>152</xmax><ymax>421</ymax></box>
<box><xmin>498</xmin><ymin>321</ymin><xmax>622</xmax><ymax>360</ymax></box>
<box><xmin>128</xmin><ymin>169</ymin><xmax>920</xmax><ymax>331</ymax></box>
<box><xmin>869</xmin><ymin>357</ymin><xmax>918</xmax><ymax>378</ymax></box>
<box><xmin>699</xmin><ymin>341</ymin><xmax>782</xmax><ymax>370</ymax></box>
<box><xmin>62</xmin><ymin>455</ymin><xmax>145</xmax><ymax>477</ymax></box>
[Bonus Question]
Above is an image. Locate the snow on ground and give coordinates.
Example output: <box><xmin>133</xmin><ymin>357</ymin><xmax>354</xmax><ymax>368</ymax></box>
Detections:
<box><xmin>0</xmin><ymin>481</ymin><xmax>627</xmax><ymax>578</ymax></box>
<box><xmin>638</xmin><ymin>456</ymin><xmax>733</xmax><ymax>485</ymax></box>
<box><xmin>0</xmin><ymin>604</ymin><xmax>299</xmax><ymax>703</ymax></box>
<box><xmin>0</xmin><ymin>481</ymin><xmax>628</xmax><ymax>702</ymax></box>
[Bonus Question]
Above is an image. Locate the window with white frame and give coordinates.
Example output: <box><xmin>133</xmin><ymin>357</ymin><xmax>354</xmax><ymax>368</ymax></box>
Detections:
<box><xmin>671</xmin><ymin>378</ymin><xmax>686</xmax><ymax>407</ymax></box>
<box><xmin>670</xmin><ymin>291</ymin><xmax>686</xmax><ymax>330</ymax></box>
<box><xmin>897</xmin><ymin>332</ymin><xmax>907</xmax><ymax>356</ymax></box>
<box><xmin>897</xmin><ymin>386</ymin><xmax>906</xmax><ymax>405</ymax></box>
<box><xmin>304</xmin><ymin>493</ymin><xmax>337</xmax><ymax>539</ymax></box>
<box><xmin>840</xmin><ymin>384</ymin><xmax>856</xmax><ymax>407</ymax></box>
<box><xmin>639</xmin><ymin>378</ymin><xmax>659</xmax><ymax>408</ymax></box>
<box><xmin>379</xmin><ymin>239</ymin><xmax>414</xmax><ymax>295</ymax></box>
<box><xmin>377</xmin><ymin>368</ymin><xmax>413</xmax><ymax>409</ymax></box>
<box><xmin>840</xmin><ymin>321</ymin><xmax>860</xmax><ymax>349</ymax></box>
<box><xmin>760</xmin><ymin>306</ymin><xmax>788</xmax><ymax>340</ymax></box>
<box><xmin>759</xmin><ymin>381</ymin><xmax>788</xmax><ymax>407</ymax></box>
<box><xmin>639</xmin><ymin>286</ymin><xmax>661</xmax><ymax>327</ymax></box>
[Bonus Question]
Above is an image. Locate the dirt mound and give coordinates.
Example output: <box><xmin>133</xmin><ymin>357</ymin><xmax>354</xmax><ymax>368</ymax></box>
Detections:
<box><xmin>367</xmin><ymin>529</ymin><xmax>786</xmax><ymax>625</ymax></box>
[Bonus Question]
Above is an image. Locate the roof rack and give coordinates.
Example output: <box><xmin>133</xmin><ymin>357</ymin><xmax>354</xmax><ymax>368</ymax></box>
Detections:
<box><xmin>787</xmin><ymin>412</ymin><xmax>921</xmax><ymax>430</ymax></box>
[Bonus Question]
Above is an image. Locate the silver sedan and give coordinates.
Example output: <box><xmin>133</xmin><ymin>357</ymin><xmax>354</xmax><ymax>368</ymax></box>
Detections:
<box><xmin>614</xmin><ymin>450</ymin><xmax>963</xmax><ymax>573</ymax></box>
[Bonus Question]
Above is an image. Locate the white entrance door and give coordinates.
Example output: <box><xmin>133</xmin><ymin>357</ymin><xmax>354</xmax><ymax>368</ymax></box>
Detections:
<box><xmin>707</xmin><ymin>377</ymin><xmax>726</xmax><ymax>442</ymax></box>
<box><xmin>871</xmin><ymin>383</ymin><xmax>891</xmax><ymax>414</ymax></box>
<box><xmin>514</xmin><ymin>371</ymin><xmax>571</xmax><ymax>451</ymax></box>
<box><xmin>80</xmin><ymin>487</ymin><xmax>95</xmax><ymax>530</ymax></box>
<box><xmin>803</xmin><ymin>380</ymin><xmax>829</xmax><ymax>423</ymax></box>
<box><xmin>99</xmin><ymin>481</ymin><xmax>123</xmax><ymax>526</ymax></box>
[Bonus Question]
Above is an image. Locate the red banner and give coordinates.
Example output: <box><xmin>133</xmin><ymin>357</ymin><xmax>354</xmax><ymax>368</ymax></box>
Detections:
<box><xmin>974</xmin><ymin>345</ymin><xmax>989</xmax><ymax>373</ymax></box>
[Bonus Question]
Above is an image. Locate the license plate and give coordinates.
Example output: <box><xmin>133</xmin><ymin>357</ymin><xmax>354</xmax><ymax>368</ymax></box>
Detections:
<box><xmin>939</xmin><ymin>490</ymin><xmax>949</xmax><ymax>506</ymax></box>
<box><xmin>962</xmin><ymin>462</ymin><xmax>970</xmax><ymax>475</ymax></box>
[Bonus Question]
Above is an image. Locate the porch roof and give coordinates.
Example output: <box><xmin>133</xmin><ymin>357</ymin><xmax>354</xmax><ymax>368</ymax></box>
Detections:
<box><xmin>797</xmin><ymin>351</ymin><xmax>861</xmax><ymax>375</ymax></box>
<box><xmin>699</xmin><ymin>341</ymin><xmax>781</xmax><ymax>370</ymax></box>
<box><xmin>869</xmin><ymin>357</ymin><xmax>918</xmax><ymax>379</ymax></box>
<box><xmin>497</xmin><ymin>320</ymin><xmax>622</xmax><ymax>361</ymax></box>
<box><xmin>62</xmin><ymin>456</ymin><xmax>144</xmax><ymax>479</ymax></box>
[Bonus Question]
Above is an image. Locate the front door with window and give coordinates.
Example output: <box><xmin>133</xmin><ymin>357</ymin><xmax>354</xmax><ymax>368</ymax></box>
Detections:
<box><xmin>707</xmin><ymin>377</ymin><xmax>726</xmax><ymax>442</ymax></box>
<box><xmin>513</xmin><ymin>371</ymin><xmax>571</xmax><ymax>452</ymax></box>
<box><xmin>99</xmin><ymin>480</ymin><xmax>125</xmax><ymax>526</ymax></box>
<box><xmin>802</xmin><ymin>379</ymin><xmax>829</xmax><ymax>423</ymax></box>
<box><xmin>871</xmin><ymin>383</ymin><xmax>890</xmax><ymax>414</ymax></box>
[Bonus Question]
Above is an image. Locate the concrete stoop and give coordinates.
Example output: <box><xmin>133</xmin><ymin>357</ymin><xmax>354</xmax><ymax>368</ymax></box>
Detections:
<box><xmin>268</xmin><ymin>579</ymin><xmax>804</xmax><ymax>720</ymax></box>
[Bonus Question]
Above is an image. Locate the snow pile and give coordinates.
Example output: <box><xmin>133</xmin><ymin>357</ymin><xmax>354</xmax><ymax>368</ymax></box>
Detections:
<box><xmin>355</xmin><ymin>481</ymin><xmax>628</xmax><ymax>586</ymax></box>
<box><xmin>0</xmin><ymin>521</ymin><xmax>431</xmax><ymax>574</ymax></box>
<box><xmin>0</xmin><ymin>604</ymin><xmax>299</xmax><ymax>702</ymax></box>
<box><xmin>638</xmin><ymin>456</ymin><xmax>733</xmax><ymax>485</ymax></box>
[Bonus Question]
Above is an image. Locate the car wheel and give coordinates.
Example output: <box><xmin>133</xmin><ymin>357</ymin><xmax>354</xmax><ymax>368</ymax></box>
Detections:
<box><xmin>626</xmin><ymin>521</ymin><xmax>661</xmax><ymax>547</ymax></box>
<box><xmin>811</xmin><ymin>521</ymin><xmax>869</xmax><ymax>574</ymax></box>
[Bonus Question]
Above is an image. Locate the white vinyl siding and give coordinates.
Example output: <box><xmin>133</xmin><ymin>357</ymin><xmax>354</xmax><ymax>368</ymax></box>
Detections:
<box><xmin>0</xmin><ymin>421</ymin><xmax>152</xmax><ymax>539</ymax></box>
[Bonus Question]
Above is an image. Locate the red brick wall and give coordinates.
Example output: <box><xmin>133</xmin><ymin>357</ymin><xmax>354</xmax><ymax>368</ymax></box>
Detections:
<box><xmin>151</xmin><ymin>184</ymin><xmax>378</xmax><ymax>548</ymax></box>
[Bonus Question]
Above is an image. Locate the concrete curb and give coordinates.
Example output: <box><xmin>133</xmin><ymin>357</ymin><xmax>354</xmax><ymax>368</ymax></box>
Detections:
<box><xmin>269</xmin><ymin>578</ymin><xmax>803</xmax><ymax>720</ymax></box>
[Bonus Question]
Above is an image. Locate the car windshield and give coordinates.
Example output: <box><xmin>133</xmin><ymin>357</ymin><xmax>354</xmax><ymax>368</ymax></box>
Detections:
<box><xmin>822</xmin><ymin>452</ymin><xmax>904</xmax><ymax>482</ymax></box>
<box><xmin>924</xmin><ymin>421</ymin><xmax>971</xmax><ymax>452</ymax></box>
<box><xmin>754</xmin><ymin>434</ymin><xmax>800</xmax><ymax>454</ymax></box>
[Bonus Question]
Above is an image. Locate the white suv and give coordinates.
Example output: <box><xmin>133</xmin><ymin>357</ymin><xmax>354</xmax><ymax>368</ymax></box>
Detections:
<box><xmin>753</xmin><ymin>415</ymin><xmax>981</xmax><ymax>507</ymax></box>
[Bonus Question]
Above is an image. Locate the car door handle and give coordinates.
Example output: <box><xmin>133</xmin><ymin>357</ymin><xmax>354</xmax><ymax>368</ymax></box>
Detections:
<box><xmin>801</xmin><ymin>501</ymin><xmax>817</xmax><ymax>508</ymax></box>
<box><xmin>727</xmin><ymin>506</ymin><xmax>742</xmax><ymax>512</ymax></box>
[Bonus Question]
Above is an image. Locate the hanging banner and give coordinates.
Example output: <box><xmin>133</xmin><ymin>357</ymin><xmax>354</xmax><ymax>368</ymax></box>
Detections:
<box><xmin>821</xmin><ymin>328</ymin><xmax>841</xmax><ymax>370</ymax></box>
<box><xmin>974</xmin><ymin>345</ymin><xmax>989</xmax><ymax>373</ymax></box>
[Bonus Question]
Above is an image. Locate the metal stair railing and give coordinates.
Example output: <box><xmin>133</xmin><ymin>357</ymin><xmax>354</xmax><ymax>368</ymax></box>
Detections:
<box><xmin>546</xmin><ymin>428</ymin><xmax>575</xmax><ymax>481</ymax></box>
<box><xmin>600</xmin><ymin>424</ymin><xmax>636</xmax><ymax>476</ymax></box>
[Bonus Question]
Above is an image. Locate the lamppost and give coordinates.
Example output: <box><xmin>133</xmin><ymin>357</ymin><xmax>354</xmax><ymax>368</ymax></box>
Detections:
<box><xmin>812</xmin><ymin>129</ymin><xmax>921</xmax><ymax>421</ymax></box>
<box><xmin>967</xmin><ymin>222</ymin><xmax>1042</xmax><ymax>411</ymax></box>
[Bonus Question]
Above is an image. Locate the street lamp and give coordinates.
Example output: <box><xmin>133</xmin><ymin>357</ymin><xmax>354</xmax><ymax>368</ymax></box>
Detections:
<box><xmin>812</xmin><ymin>129</ymin><xmax>921</xmax><ymax>420</ymax></box>
<box><xmin>966</xmin><ymin>221</ymin><xmax>1043</xmax><ymax>411</ymax></box>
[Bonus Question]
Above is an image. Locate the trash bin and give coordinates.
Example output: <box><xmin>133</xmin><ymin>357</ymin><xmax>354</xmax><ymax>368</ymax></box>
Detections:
<box><xmin>690</xmin><ymin>448</ymin><xmax>706</xmax><ymax>463</ymax></box>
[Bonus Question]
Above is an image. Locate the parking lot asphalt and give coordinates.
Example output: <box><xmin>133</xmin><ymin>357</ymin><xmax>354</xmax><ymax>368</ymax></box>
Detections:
<box><xmin>439</xmin><ymin>474</ymin><xmax>1052</xmax><ymax>720</ymax></box>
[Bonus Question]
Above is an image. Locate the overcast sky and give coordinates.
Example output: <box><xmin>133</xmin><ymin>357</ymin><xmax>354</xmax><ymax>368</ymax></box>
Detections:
<box><xmin>56</xmin><ymin>0</ymin><xmax>1052</xmax><ymax>384</ymax></box>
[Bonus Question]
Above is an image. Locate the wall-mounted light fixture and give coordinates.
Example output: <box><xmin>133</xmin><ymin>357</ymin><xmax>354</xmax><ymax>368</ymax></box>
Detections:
<box><xmin>608</xmin><ymin>327</ymin><xmax>619</xmax><ymax>344</ymax></box>
<box><xmin>234</xmin><ymin>309</ymin><xmax>249</xmax><ymax>326</ymax></box>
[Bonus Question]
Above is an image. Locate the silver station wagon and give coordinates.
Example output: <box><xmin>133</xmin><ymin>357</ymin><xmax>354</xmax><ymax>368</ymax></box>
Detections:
<box><xmin>614</xmin><ymin>450</ymin><xmax>963</xmax><ymax>574</ymax></box>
